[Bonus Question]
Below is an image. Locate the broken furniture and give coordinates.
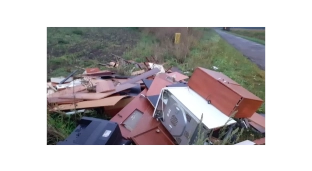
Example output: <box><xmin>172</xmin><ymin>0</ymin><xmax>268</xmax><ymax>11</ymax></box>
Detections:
<box><xmin>188</xmin><ymin>67</ymin><xmax>263</xmax><ymax>118</ymax></box>
<box><xmin>110</xmin><ymin>89</ymin><xmax>176</xmax><ymax>145</ymax></box>
<box><xmin>48</xmin><ymin>63</ymin><xmax>265</xmax><ymax>145</ymax></box>
<box><xmin>153</xmin><ymin>87</ymin><xmax>237</xmax><ymax>145</ymax></box>
<box><xmin>57</xmin><ymin>117</ymin><xmax>132</xmax><ymax>145</ymax></box>
<box><xmin>247</xmin><ymin>113</ymin><xmax>265</xmax><ymax>134</ymax></box>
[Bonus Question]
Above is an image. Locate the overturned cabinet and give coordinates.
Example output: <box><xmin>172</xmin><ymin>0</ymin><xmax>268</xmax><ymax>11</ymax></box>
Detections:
<box><xmin>188</xmin><ymin>67</ymin><xmax>263</xmax><ymax>118</ymax></box>
<box><xmin>153</xmin><ymin>87</ymin><xmax>237</xmax><ymax>145</ymax></box>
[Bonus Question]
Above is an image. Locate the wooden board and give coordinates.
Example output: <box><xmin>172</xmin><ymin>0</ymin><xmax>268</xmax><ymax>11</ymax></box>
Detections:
<box><xmin>47</xmin><ymin>97</ymin><xmax>83</xmax><ymax>104</ymax></box>
<box><xmin>248</xmin><ymin>113</ymin><xmax>265</xmax><ymax>128</ymax></box>
<box><xmin>167</xmin><ymin>72</ymin><xmax>189</xmax><ymax>82</ymax></box>
<box><xmin>253</xmin><ymin>137</ymin><xmax>266</xmax><ymax>146</ymax></box>
<box><xmin>49</xmin><ymin>85</ymin><xmax>86</xmax><ymax>96</ymax></box>
<box><xmin>54</xmin><ymin>95</ymin><xmax>129</xmax><ymax>111</ymax></box>
<box><xmin>146</xmin><ymin>76</ymin><xmax>173</xmax><ymax>96</ymax></box>
<box><xmin>121</xmin><ymin>68</ymin><xmax>160</xmax><ymax>85</ymax></box>
<box><xmin>85</xmin><ymin>68</ymin><xmax>100</xmax><ymax>73</ymax></box>
<box><xmin>59</xmin><ymin>83</ymin><xmax>136</xmax><ymax>100</ymax></box>
<box><xmin>96</xmin><ymin>80</ymin><xmax>115</xmax><ymax>93</ymax></box>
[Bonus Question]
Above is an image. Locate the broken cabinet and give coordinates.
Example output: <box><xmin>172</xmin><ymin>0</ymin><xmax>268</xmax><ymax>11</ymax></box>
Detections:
<box><xmin>188</xmin><ymin>67</ymin><xmax>263</xmax><ymax>118</ymax></box>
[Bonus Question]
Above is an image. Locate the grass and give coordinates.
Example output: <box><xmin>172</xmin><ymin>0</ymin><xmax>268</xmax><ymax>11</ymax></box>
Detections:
<box><xmin>47</xmin><ymin>27</ymin><xmax>265</xmax><ymax>145</ymax></box>
<box><xmin>227</xmin><ymin>28</ymin><xmax>265</xmax><ymax>45</ymax></box>
<box><xmin>47</xmin><ymin>27</ymin><xmax>140</xmax><ymax>78</ymax></box>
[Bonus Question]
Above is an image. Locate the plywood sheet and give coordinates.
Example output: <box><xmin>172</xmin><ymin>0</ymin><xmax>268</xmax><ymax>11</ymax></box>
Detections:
<box><xmin>96</xmin><ymin>80</ymin><xmax>115</xmax><ymax>93</ymax></box>
<box><xmin>54</xmin><ymin>95</ymin><xmax>129</xmax><ymax>111</ymax></box>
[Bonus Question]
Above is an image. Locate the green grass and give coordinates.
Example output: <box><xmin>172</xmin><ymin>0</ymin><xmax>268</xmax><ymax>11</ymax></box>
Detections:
<box><xmin>228</xmin><ymin>29</ymin><xmax>265</xmax><ymax>45</ymax></box>
<box><xmin>123</xmin><ymin>28</ymin><xmax>265</xmax><ymax>113</ymax></box>
<box><xmin>47</xmin><ymin>27</ymin><xmax>140</xmax><ymax>78</ymax></box>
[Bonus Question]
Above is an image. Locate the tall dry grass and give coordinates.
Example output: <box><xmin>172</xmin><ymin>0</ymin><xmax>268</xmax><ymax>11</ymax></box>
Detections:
<box><xmin>139</xmin><ymin>27</ymin><xmax>203</xmax><ymax>63</ymax></box>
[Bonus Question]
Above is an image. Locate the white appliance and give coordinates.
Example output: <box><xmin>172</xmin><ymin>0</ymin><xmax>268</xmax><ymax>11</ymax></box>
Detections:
<box><xmin>234</xmin><ymin>140</ymin><xmax>255</xmax><ymax>145</ymax></box>
<box><xmin>153</xmin><ymin>87</ymin><xmax>237</xmax><ymax>145</ymax></box>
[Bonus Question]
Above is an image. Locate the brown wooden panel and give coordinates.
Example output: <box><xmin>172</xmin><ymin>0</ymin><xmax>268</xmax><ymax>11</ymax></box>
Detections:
<box><xmin>236</xmin><ymin>99</ymin><xmax>263</xmax><ymax>118</ymax></box>
<box><xmin>110</xmin><ymin>89</ymin><xmax>149</xmax><ymax>139</ymax></box>
<box><xmin>131</xmin><ymin>127</ymin><xmax>175</xmax><ymax>145</ymax></box>
<box><xmin>47</xmin><ymin>97</ymin><xmax>83</xmax><ymax>104</ymax></box>
<box><xmin>248</xmin><ymin>113</ymin><xmax>265</xmax><ymax>128</ymax></box>
<box><xmin>249</xmin><ymin>122</ymin><xmax>265</xmax><ymax>133</ymax></box>
<box><xmin>85</xmin><ymin>68</ymin><xmax>100</xmax><ymax>73</ymax></box>
<box><xmin>167</xmin><ymin>72</ymin><xmax>189</xmax><ymax>82</ymax></box>
<box><xmin>59</xmin><ymin>83</ymin><xmax>136</xmax><ymax>100</ymax></box>
<box><xmin>208</xmin><ymin>84</ymin><xmax>241</xmax><ymax>116</ymax></box>
<box><xmin>54</xmin><ymin>95</ymin><xmax>129</xmax><ymax>111</ymax></box>
<box><xmin>104</xmin><ymin>97</ymin><xmax>134</xmax><ymax>117</ymax></box>
<box><xmin>110</xmin><ymin>89</ymin><xmax>175</xmax><ymax>144</ymax></box>
<box><xmin>146</xmin><ymin>76</ymin><xmax>173</xmax><ymax>96</ymax></box>
<box><xmin>189</xmin><ymin>67</ymin><xmax>263</xmax><ymax>118</ymax></box>
<box><xmin>253</xmin><ymin>137</ymin><xmax>265</xmax><ymax>145</ymax></box>
<box><xmin>121</xmin><ymin>68</ymin><xmax>160</xmax><ymax>85</ymax></box>
<box><xmin>96</xmin><ymin>80</ymin><xmax>115</xmax><ymax>93</ymax></box>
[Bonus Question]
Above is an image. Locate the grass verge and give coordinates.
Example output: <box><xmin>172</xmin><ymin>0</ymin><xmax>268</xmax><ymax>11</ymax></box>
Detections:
<box><xmin>228</xmin><ymin>28</ymin><xmax>265</xmax><ymax>45</ymax></box>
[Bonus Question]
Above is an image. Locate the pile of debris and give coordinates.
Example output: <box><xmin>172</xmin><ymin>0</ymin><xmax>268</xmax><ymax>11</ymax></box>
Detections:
<box><xmin>47</xmin><ymin>58</ymin><xmax>265</xmax><ymax>145</ymax></box>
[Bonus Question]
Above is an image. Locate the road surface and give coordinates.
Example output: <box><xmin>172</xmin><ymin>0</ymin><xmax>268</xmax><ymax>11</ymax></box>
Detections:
<box><xmin>214</xmin><ymin>29</ymin><xmax>265</xmax><ymax>70</ymax></box>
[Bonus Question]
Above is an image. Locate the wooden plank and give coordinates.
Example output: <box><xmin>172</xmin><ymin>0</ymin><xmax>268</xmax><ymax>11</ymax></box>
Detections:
<box><xmin>121</xmin><ymin>68</ymin><xmax>160</xmax><ymax>85</ymax></box>
<box><xmin>248</xmin><ymin>113</ymin><xmax>265</xmax><ymax>128</ymax></box>
<box><xmin>167</xmin><ymin>72</ymin><xmax>189</xmax><ymax>82</ymax></box>
<box><xmin>249</xmin><ymin>122</ymin><xmax>265</xmax><ymax>133</ymax></box>
<box><xmin>54</xmin><ymin>95</ymin><xmax>129</xmax><ymax>111</ymax></box>
<box><xmin>59</xmin><ymin>83</ymin><xmax>136</xmax><ymax>100</ymax></box>
<box><xmin>253</xmin><ymin>137</ymin><xmax>266</xmax><ymax>146</ymax></box>
<box><xmin>146</xmin><ymin>76</ymin><xmax>173</xmax><ymax>96</ymax></box>
<box><xmin>96</xmin><ymin>80</ymin><xmax>115</xmax><ymax>93</ymax></box>
<box><xmin>47</xmin><ymin>85</ymin><xmax>86</xmax><ymax>98</ymax></box>
<box><xmin>85</xmin><ymin>68</ymin><xmax>100</xmax><ymax>73</ymax></box>
<box><xmin>47</xmin><ymin>97</ymin><xmax>83</xmax><ymax>104</ymax></box>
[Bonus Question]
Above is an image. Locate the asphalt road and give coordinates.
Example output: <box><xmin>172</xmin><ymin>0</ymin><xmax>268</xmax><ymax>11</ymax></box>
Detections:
<box><xmin>214</xmin><ymin>29</ymin><xmax>265</xmax><ymax>70</ymax></box>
